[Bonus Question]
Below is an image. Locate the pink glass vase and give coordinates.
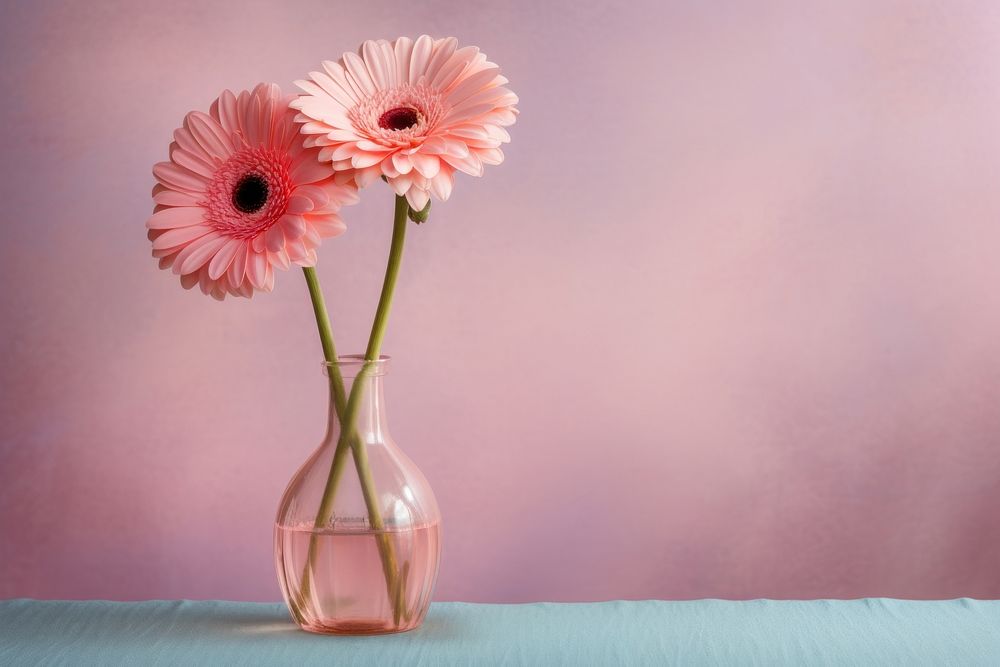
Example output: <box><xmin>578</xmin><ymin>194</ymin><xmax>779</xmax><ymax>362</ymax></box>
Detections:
<box><xmin>274</xmin><ymin>356</ymin><xmax>441</xmax><ymax>635</ymax></box>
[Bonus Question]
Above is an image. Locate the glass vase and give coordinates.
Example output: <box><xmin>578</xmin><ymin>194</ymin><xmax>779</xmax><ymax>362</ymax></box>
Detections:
<box><xmin>274</xmin><ymin>355</ymin><xmax>441</xmax><ymax>635</ymax></box>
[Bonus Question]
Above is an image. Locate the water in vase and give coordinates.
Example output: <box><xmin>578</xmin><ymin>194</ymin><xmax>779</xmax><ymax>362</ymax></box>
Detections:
<box><xmin>275</xmin><ymin>521</ymin><xmax>441</xmax><ymax>635</ymax></box>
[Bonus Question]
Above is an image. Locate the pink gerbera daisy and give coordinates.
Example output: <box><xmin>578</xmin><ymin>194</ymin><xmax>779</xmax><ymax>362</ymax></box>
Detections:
<box><xmin>147</xmin><ymin>83</ymin><xmax>358</xmax><ymax>300</ymax></box>
<box><xmin>290</xmin><ymin>36</ymin><xmax>518</xmax><ymax>210</ymax></box>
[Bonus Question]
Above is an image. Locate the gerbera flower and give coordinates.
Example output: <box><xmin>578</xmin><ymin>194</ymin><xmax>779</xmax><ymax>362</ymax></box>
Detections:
<box><xmin>290</xmin><ymin>36</ymin><xmax>518</xmax><ymax>211</ymax></box>
<box><xmin>147</xmin><ymin>83</ymin><xmax>357</xmax><ymax>300</ymax></box>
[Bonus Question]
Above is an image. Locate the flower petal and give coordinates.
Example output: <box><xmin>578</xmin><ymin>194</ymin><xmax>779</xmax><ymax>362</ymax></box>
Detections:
<box><xmin>263</xmin><ymin>264</ymin><xmax>275</xmax><ymax>292</ymax></box>
<box><xmin>228</xmin><ymin>243</ymin><xmax>249</xmax><ymax>287</ymax></box>
<box><xmin>174</xmin><ymin>232</ymin><xmax>228</xmax><ymax>275</ymax></box>
<box><xmin>285</xmin><ymin>236</ymin><xmax>308</xmax><ymax>262</ymax></box>
<box><xmin>392</xmin><ymin>152</ymin><xmax>413</xmax><ymax>175</ymax></box>
<box><xmin>269</xmin><ymin>248</ymin><xmax>290</xmax><ymax>270</ymax></box>
<box><xmin>432</xmin><ymin>46</ymin><xmax>479</xmax><ymax>91</ymax></box>
<box><xmin>424</xmin><ymin>37</ymin><xmax>459</xmax><ymax>83</ymax></box>
<box><xmin>186</xmin><ymin>112</ymin><xmax>235</xmax><ymax>156</ymax></box>
<box><xmin>308</xmin><ymin>213</ymin><xmax>347</xmax><ymax>237</ymax></box>
<box><xmin>477</xmin><ymin>147</ymin><xmax>504</xmax><ymax>166</ymax></box>
<box><xmin>286</xmin><ymin>194</ymin><xmax>313</xmax><ymax>214</ymax></box>
<box><xmin>244</xmin><ymin>93</ymin><xmax>263</xmax><ymax>146</ymax></box>
<box><xmin>295</xmin><ymin>185</ymin><xmax>330</xmax><ymax>210</ymax></box>
<box><xmin>264</xmin><ymin>225</ymin><xmax>285</xmax><ymax>252</ymax></box>
<box><xmin>387</xmin><ymin>173</ymin><xmax>413</xmax><ymax>196</ymax></box>
<box><xmin>442</xmin><ymin>152</ymin><xmax>484</xmax><ymax>177</ymax></box>
<box><xmin>153</xmin><ymin>187</ymin><xmax>201</xmax><ymax>207</ymax></box>
<box><xmin>321</xmin><ymin>59</ymin><xmax>363</xmax><ymax>105</ymax></box>
<box><xmin>151</xmin><ymin>224</ymin><xmax>212</xmax><ymax>250</ymax></box>
<box><xmin>446</xmin><ymin>66</ymin><xmax>501</xmax><ymax>106</ymax></box>
<box><xmin>343</xmin><ymin>50</ymin><xmax>376</xmax><ymax>97</ymax></box>
<box><xmin>246</xmin><ymin>249</ymin><xmax>268</xmax><ymax>288</ymax></box>
<box><xmin>279</xmin><ymin>214</ymin><xmax>307</xmax><ymax>239</ymax></box>
<box><xmin>307</xmin><ymin>71</ymin><xmax>356</xmax><ymax>110</ymax></box>
<box><xmin>405</xmin><ymin>187</ymin><xmax>429</xmax><ymax>210</ymax></box>
<box><xmin>352</xmin><ymin>152</ymin><xmax>387</xmax><ymax>169</ymax></box>
<box><xmin>429</xmin><ymin>169</ymin><xmax>454</xmax><ymax>201</ymax></box>
<box><xmin>147</xmin><ymin>206</ymin><xmax>206</xmax><ymax>230</ymax></box>
<box><xmin>290</xmin><ymin>158</ymin><xmax>332</xmax><ymax>184</ymax></box>
<box><xmin>215</xmin><ymin>89</ymin><xmax>240</xmax><ymax>134</ymax></box>
<box><xmin>444</xmin><ymin>103</ymin><xmax>496</xmax><ymax>126</ymax></box>
<box><xmin>362</xmin><ymin>39</ymin><xmax>391</xmax><ymax>90</ymax></box>
<box><xmin>180</xmin><ymin>272</ymin><xmax>200</xmax><ymax>290</ymax></box>
<box><xmin>410</xmin><ymin>152</ymin><xmax>440</xmax><ymax>179</ymax></box>
<box><xmin>409</xmin><ymin>35</ymin><xmax>434</xmax><ymax>85</ymax></box>
<box><xmin>170</xmin><ymin>147</ymin><xmax>216</xmax><ymax>180</ymax></box>
<box><xmin>355</xmin><ymin>166</ymin><xmax>382</xmax><ymax>188</ymax></box>
<box><xmin>153</xmin><ymin>162</ymin><xmax>207</xmax><ymax>193</ymax></box>
<box><xmin>394</xmin><ymin>37</ymin><xmax>414</xmax><ymax>87</ymax></box>
<box><xmin>208</xmin><ymin>238</ymin><xmax>245</xmax><ymax>280</ymax></box>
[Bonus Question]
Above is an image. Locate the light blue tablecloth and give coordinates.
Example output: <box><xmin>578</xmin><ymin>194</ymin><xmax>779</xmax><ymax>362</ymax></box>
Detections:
<box><xmin>1</xmin><ymin>599</ymin><xmax>998</xmax><ymax>665</ymax></box>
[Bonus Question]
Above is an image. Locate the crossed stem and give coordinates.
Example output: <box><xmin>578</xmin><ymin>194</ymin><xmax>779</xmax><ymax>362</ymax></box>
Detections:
<box><xmin>290</xmin><ymin>195</ymin><xmax>411</xmax><ymax>626</ymax></box>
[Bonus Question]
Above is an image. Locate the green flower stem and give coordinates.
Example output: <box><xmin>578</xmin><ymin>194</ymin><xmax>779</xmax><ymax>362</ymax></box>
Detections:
<box><xmin>302</xmin><ymin>266</ymin><xmax>347</xmax><ymax>419</ymax></box>
<box><xmin>293</xmin><ymin>195</ymin><xmax>412</xmax><ymax>625</ymax></box>
<box><xmin>364</xmin><ymin>194</ymin><xmax>410</xmax><ymax>360</ymax></box>
<box><xmin>323</xmin><ymin>195</ymin><xmax>410</xmax><ymax>530</ymax></box>
<box><xmin>291</xmin><ymin>266</ymin><xmax>356</xmax><ymax>622</ymax></box>
<box><xmin>349</xmin><ymin>193</ymin><xmax>410</xmax><ymax>624</ymax></box>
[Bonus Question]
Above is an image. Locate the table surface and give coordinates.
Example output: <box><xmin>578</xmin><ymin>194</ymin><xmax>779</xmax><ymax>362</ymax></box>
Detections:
<box><xmin>2</xmin><ymin>599</ymin><xmax>998</xmax><ymax>666</ymax></box>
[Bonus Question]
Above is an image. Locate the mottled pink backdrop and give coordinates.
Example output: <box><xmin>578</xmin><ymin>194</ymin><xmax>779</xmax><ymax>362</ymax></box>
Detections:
<box><xmin>1</xmin><ymin>0</ymin><xmax>999</xmax><ymax>602</ymax></box>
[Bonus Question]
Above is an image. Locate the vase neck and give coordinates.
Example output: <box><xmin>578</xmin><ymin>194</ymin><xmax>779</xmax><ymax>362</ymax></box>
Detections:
<box><xmin>325</xmin><ymin>356</ymin><xmax>391</xmax><ymax>445</ymax></box>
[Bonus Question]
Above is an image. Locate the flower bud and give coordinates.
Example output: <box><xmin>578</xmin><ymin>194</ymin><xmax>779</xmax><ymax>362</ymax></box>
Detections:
<box><xmin>408</xmin><ymin>200</ymin><xmax>431</xmax><ymax>224</ymax></box>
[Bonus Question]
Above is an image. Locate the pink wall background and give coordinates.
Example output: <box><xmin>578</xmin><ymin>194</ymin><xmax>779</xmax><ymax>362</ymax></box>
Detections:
<box><xmin>2</xmin><ymin>0</ymin><xmax>1000</xmax><ymax>602</ymax></box>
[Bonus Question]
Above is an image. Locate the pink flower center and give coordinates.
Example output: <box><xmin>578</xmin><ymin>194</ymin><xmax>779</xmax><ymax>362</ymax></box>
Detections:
<box><xmin>203</xmin><ymin>147</ymin><xmax>293</xmax><ymax>239</ymax></box>
<box><xmin>378</xmin><ymin>107</ymin><xmax>420</xmax><ymax>131</ymax></box>
<box><xmin>349</xmin><ymin>84</ymin><xmax>447</xmax><ymax>147</ymax></box>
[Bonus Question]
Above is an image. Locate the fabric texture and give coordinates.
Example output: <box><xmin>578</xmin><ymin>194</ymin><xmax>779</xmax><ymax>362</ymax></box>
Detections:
<box><xmin>1</xmin><ymin>599</ymin><xmax>998</xmax><ymax>666</ymax></box>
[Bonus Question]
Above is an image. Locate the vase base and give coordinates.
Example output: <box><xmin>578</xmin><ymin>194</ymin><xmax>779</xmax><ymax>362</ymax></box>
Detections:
<box><xmin>297</xmin><ymin>618</ymin><xmax>423</xmax><ymax>636</ymax></box>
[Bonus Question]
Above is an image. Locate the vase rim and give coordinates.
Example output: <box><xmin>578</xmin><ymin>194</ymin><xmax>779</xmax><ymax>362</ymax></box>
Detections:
<box><xmin>322</xmin><ymin>355</ymin><xmax>391</xmax><ymax>377</ymax></box>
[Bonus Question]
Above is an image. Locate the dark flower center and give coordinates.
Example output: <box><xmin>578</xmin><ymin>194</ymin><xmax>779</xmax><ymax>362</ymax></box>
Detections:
<box><xmin>378</xmin><ymin>106</ymin><xmax>420</xmax><ymax>131</ymax></box>
<box><xmin>232</xmin><ymin>174</ymin><xmax>269</xmax><ymax>214</ymax></box>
